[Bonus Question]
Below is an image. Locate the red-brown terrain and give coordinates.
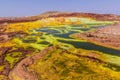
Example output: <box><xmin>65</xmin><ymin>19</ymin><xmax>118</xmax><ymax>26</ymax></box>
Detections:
<box><xmin>0</xmin><ymin>11</ymin><xmax>120</xmax><ymax>24</ymax></box>
<box><xmin>72</xmin><ymin>22</ymin><xmax>120</xmax><ymax>50</ymax></box>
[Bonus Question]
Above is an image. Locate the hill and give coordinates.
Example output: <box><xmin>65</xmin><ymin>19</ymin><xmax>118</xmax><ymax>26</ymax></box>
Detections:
<box><xmin>0</xmin><ymin>11</ymin><xmax>120</xmax><ymax>24</ymax></box>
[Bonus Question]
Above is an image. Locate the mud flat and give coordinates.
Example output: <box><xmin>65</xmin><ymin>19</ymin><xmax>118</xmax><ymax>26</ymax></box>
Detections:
<box><xmin>72</xmin><ymin>23</ymin><xmax>120</xmax><ymax>50</ymax></box>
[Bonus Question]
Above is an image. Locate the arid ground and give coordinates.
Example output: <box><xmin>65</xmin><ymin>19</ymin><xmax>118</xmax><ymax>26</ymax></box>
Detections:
<box><xmin>0</xmin><ymin>12</ymin><xmax>120</xmax><ymax>80</ymax></box>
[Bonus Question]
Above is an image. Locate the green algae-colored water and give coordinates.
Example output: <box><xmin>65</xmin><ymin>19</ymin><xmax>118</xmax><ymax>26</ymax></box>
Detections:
<box><xmin>20</xmin><ymin>25</ymin><xmax>120</xmax><ymax>66</ymax></box>
<box><xmin>25</xmin><ymin>26</ymin><xmax>120</xmax><ymax>56</ymax></box>
<box><xmin>24</xmin><ymin>26</ymin><xmax>120</xmax><ymax>62</ymax></box>
<box><xmin>21</xmin><ymin>25</ymin><xmax>120</xmax><ymax>56</ymax></box>
<box><xmin>18</xmin><ymin>25</ymin><xmax>120</xmax><ymax>70</ymax></box>
<box><xmin>59</xmin><ymin>40</ymin><xmax>120</xmax><ymax>56</ymax></box>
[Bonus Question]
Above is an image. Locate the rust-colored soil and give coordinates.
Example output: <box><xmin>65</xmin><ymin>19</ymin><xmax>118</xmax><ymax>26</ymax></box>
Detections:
<box><xmin>72</xmin><ymin>23</ymin><xmax>120</xmax><ymax>49</ymax></box>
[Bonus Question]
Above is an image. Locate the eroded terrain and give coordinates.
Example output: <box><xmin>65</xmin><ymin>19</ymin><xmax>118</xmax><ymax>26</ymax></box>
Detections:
<box><xmin>0</xmin><ymin>12</ymin><xmax>120</xmax><ymax>80</ymax></box>
<box><xmin>72</xmin><ymin>22</ymin><xmax>120</xmax><ymax>50</ymax></box>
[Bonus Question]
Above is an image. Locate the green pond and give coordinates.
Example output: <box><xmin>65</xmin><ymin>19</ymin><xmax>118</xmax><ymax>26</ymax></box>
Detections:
<box><xmin>23</xmin><ymin>25</ymin><xmax>120</xmax><ymax>56</ymax></box>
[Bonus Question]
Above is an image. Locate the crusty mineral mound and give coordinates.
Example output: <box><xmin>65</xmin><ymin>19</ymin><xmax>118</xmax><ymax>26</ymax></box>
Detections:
<box><xmin>72</xmin><ymin>22</ymin><xmax>120</xmax><ymax>49</ymax></box>
<box><xmin>9</xmin><ymin>46</ymin><xmax>54</xmax><ymax>80</ymax></box>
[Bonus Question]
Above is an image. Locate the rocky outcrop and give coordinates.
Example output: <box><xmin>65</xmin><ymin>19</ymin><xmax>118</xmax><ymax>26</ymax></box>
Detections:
<box><xmin>0</xmin><ymin>31</ymin><xmax>28</xmax><ymax>42</ymax></box>
<box><xmin>72</xmin><ymin>23</ymin><xmax>120</xmax><ymax>49</ymax></box>
<box><xmin>9</xmin><ymin>46</ymin><xmax>54</xmax><ymax>80</ymax></box>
